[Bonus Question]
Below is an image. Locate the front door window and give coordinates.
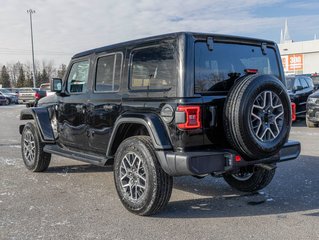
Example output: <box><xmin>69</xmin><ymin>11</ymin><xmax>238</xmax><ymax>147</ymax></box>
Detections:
<box><xmin>67</xmin><ymin>60</ymin><xmax>90</xmax><ymax>93</ymax></box>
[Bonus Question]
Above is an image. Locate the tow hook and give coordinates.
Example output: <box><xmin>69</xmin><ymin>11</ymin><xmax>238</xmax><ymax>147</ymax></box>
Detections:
<box><xmin>254</xmin><ymin>163</ymin><xmax>277</xmax><ymax>171</ymax></box>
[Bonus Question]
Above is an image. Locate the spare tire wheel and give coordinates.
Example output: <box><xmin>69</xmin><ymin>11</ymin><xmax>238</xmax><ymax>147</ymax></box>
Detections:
<box><xmin>224</xmin><ymin>74</ymin><xmax>291</xmax><ymax>160</ymax></box>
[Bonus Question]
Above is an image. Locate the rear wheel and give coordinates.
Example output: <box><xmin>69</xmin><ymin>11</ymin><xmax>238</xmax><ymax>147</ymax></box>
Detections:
<box><xmin>223</xmin><ymin>166</ymin><xmax>276</xmax><ymax>192</ymax></box>
<box><xmin>21</xmin><ymin>122</ymin><xmax>51</xmax><ymax>172</ymax></box>
<box><xmin>114</xmin><ymin>136</ymin><xmax>173</xmax><ymax>216</ymax></box>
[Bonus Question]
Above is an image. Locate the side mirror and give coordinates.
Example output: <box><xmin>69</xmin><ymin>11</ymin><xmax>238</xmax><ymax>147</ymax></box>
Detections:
<box><xmin>51</xmin><ymin>78</ymin><xmax>62</xmax><ymax>93</ymax></box>
<box><xmin>296</xmin><ymin>85</ymin><xmax>303</xmax><ymax>91</ymax></box>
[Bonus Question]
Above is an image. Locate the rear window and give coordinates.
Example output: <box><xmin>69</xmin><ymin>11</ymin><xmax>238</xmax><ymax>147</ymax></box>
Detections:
<box><xmin>130</xmin><ymin>44</ymin><xmax>177</xmax><ymax>91</ymax></box>
<box><xmin>19</xmin><ymin>88</ymin><xmax>34</xmax><ymax>93</ymax></box>
<box><xmin>40</xmin><ymin>84</ymin><xmax>50</xmax><ymax>91</ymax></box>
<box><xmin>195</xmin><ymin>42</ymin><xmax>281</xmax><ymax>93</ymax></box>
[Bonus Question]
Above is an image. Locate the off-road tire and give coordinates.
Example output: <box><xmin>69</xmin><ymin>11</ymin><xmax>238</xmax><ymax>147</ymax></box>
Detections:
<box><xmin>223</xmin><ymin>166</ymin><xmax>276</xmax><ymax>192</ymax></box>
<box><xmin>21</xmin><ymin>122</ymin><xmax>51</xmax><ymax>172</ymax></box>
<box><xmin>224</xmin><ymin>74</ymin><xmax>291</xmax><ymax>160</ymax></box>
<box><xmin>114</xmin><ymin>136</ymin><xmax>173</xmax><ymax>216</ymax></box>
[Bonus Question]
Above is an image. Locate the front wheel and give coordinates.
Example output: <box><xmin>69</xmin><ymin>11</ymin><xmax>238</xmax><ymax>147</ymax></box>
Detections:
<box><xmin>21</xmin><ymin>122</ymin><xmax>51</xmax><ymax>172</ymax></box>
<box><xmin>223</xmin><ymin>166</ymin><xmax>276</xmax><ymax>192</ymax></box>
<box><xmin>5</xmin><ymin>98</ymin><xmax>10</xmax><ymax>105</ymax></box>
<box><xmin>114</xmin><ymin>136</ymin><xmax>173</xmax><ymax>216</ymax></box>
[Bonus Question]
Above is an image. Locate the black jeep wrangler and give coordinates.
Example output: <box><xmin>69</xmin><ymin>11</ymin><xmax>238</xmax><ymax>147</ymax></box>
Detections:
<box><xmin>19</xmin><ymin>32</ymin><xmax>300</xmax><ymax>216</ymax></box>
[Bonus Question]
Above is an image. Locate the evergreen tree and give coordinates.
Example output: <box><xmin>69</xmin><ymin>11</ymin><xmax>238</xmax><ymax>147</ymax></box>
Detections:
<box><xmin>41</xmin><ymin>68</ymin><xmax>49</xmax><ymax>84</ymax></box>
<box><xmin>35</xmin><ymin>71</ymin><xmax>41</xmax><ymax>87</ymax></box>
<box><xmin>0</xmin><ymin>65</ymin><xmax>11</xmax><ymax>88</ymax></box>
<box><xmin>57</xmin><ymin>64</ymin><xmax>67</xmax><ymax>79</ymax></box>
<box><xmin>25</xmin><ymin>71</ymin><xmax>33</xmax><ymax>87</ymax></box>
<box><xmin>16</xmin><ymin>67</ymin><xmax>26</xmax><ymax>88</ymax></box>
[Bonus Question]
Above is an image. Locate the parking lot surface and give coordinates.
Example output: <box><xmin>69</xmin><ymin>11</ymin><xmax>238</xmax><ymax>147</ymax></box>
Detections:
<box><xmin>1</xmin><ymin>105</ymin><xmax>319</xmax><ymax>240</ymax></box>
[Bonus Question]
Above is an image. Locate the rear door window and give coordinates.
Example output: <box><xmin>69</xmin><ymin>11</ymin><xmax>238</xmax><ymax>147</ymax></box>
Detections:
<box><xmin>95</xmin><ymin>53</ymin><xmax>122</xmax><ymax>92</ymax></box>
<box><xmin>195</xmin><ymin>42</ymin><xmax>281</xmax><ymax>93</ymax></box>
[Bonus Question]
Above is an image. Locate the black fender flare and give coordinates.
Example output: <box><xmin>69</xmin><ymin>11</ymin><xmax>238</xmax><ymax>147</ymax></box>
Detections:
<box><xmin>20</xmin><ymin>107</ymin><xmax>55</xmax><ymax>143</ymax></box>
<box><xmin>106</xmin><ymin>113</ymin><xmax>173</xmax><ymax>156</ymax></box>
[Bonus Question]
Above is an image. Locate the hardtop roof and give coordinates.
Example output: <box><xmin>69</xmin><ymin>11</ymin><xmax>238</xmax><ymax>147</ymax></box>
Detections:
<box><xmin>72</xmin><ymin>32</ymin><xmax>276</xmax><ymax>59</ymax></box>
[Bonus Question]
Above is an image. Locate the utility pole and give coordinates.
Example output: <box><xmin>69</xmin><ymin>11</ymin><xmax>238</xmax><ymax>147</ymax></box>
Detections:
<box><xmin>27</xmin><ymin>9</ymin><xmax>36</xmax><ymax>88</ymax></box>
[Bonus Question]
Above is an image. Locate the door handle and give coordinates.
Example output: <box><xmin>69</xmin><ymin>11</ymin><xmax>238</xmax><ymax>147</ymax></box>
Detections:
<box><xmin>103</xmin><ymin>104</ymin><xmax>115</xmax><ymax>111</ymax></box>
<box><xmin>75</xmin><ymin>104</ymin><xmax>86</xmax><ymax>112</ymax></box>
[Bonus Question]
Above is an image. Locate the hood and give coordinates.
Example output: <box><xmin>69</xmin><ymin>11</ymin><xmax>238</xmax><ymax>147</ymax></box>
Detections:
<box><xmin>38</xmin><ymin>94</ymin><xmax>58</xmax><ymax>107</ymax></box>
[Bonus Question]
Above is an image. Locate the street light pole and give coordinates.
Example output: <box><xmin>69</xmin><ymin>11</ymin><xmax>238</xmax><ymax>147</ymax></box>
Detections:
<box><xmin>27</xmin><ymin>9</ymin><xmax>36</xmax><ymax>88</ymax></box>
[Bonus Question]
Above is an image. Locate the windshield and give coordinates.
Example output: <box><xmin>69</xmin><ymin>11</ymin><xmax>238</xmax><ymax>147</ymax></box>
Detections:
<box><xmin>0</xmin><ymin>89</ymin><xmax>10</xmax><ymax>93</ymax></box>
<box><xmin>195</xmin><ymin>42</ymin><xmax>281</xmax><ymax>93</ymax></box>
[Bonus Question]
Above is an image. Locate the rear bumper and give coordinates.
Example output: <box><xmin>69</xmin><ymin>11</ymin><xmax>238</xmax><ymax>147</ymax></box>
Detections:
<box><xmin>157</xmin><ymin>140</ymin><xmax>301</xmax><ymax>176</ymax></box>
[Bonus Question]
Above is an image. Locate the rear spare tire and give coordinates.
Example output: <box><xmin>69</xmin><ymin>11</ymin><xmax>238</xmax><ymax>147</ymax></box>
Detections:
<box><xmin>224</xmin><ymin>74</ymin><xmax>291</xmax><ymax>160</ymax></box>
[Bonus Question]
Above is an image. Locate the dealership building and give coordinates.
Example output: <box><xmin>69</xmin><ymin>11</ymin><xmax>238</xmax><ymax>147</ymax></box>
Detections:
<box><xmin>278</xmin><ymin>39</ymin><xmax>319</xmax><ymax>75</ymax></box>
<box><xmin>277</xmin><ymin>20</ymin><xmax>319</xmax><ymax>75</ymax></box>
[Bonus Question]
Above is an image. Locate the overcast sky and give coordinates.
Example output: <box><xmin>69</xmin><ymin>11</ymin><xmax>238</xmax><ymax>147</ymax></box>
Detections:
<box><xmin>1</xmin><ymin>0</ymin><xmax>319</xmax><ymax>67</ymax></box>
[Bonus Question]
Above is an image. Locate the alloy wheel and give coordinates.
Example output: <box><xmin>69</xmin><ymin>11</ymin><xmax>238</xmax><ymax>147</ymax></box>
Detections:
<box><xmin>250</xmin><ymin>91</ymin><xmax>284</xmax><ymax>142</ymax></box>
<box><xmin>23</xmin><ymin>129</ymin><xmax>36</xmax><ymax>164</ymax></box>
<box><xmin>119</xmin><ymin>152</ymin><xmax>147</xmax><ymax>202</ymax></box>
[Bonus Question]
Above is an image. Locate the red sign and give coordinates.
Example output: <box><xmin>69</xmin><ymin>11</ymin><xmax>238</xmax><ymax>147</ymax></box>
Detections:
<box><xmin>288</xmin><ymin>54</ymin><xmax>303</xmax><ymax>71</ymax></box>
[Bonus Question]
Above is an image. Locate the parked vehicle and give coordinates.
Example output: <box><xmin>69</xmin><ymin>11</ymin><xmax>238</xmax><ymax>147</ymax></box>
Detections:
<box><xmin>3</xmin><ymin>88</ymin><xmax>19</xmax><ymax>94</ymax></box>
<box><xmin>0</xmin><ymin>92</ymin><xmax>7</xmax><ymax>105</ymax></box>
<box><xmin>286</xmin><ymin>75</ymin><xmax>314</xmax><ymax>117</ymax></box>
<box><xmin>0</xmin><ymin>88</ymin><xmax>19</xmax><ymax>104</ymax></box>
<box><xmin>40</xmin><ymin>83</ymin><xmax>55</xmax><ymax>97</ymax></box>
<box><xmin>26</xmin><ymin>89</ymin><xmax>47</xmax><ymax>107</ymax></box>
<box><xmin>19</xmin><ymin>32</ymin><xmax>300</xmax><ymax>216</ymax></box>
<box><xmin>18</xmin><ymin>88</ymin><xmax>36</xmax><ymax>104</ymax></box>
<box><xmin>310</xmin><ymin>73</ymin><xmax>319</xmax><ymax>90</ymax></box>
<box><xmin>306</xmin><ymin>90</ymin><xmax>319</xmax><ymax>127</ymax></box>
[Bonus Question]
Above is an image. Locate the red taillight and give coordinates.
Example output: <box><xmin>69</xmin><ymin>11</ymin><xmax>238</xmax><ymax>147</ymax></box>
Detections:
<box><xmin>245</xmin><ymin>69</ymin><xmax>258</xmax><ymax>74</ymax></box>
<box><xmin>291</xmin><ymin>102</ymin><xmax>296</xmax><ymax>122</ymax></box>
<box><xmin>35</xmin><ymin>92</ymin><xmax>40</xmax><ymax>99</ymax></box>
<box><xmin>235</xmin><ymin>155</ymin><xmax>241</xmax><ymax>162</ymax></box>
<box><xmin>177</xmin><ymin>105</ymin><xmax>201</xmax><ymax>129</ymax></box>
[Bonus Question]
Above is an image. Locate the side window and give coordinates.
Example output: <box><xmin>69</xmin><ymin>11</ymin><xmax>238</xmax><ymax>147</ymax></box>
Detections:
<box><xmin>67</xmin><ymin>60</ymin><xmax>89</xmax><ymax>93</ymax></box>
<box><xmin>300</xmin><ymin>78</ymin><xmax>309</xmax><ymax>89</ymax></box>
<box><xmin>294</xmin><ymin>78</ymin><xmax>301</xmax><ymax>89</ymax></box>
<box><xmin>304</xmin><ymin>77</ymin><xmax>314</xmax><ymax>88</ymax></box>
<box><xmin>130</xmin><ymin>44</ymin><xmax>177</xmax><ymax>91</ymax></box>
<box><xmin>95</xmin><ymin>53</ymin><xmax>122</xmax><ymax>92</ymax></box>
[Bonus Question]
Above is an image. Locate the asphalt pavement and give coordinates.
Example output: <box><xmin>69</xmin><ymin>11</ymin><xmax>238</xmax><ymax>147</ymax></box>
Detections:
<box><xmin>0</xmin><ymin>105</ymin><xmax>319</xmax><ymax>240</ymax></box>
